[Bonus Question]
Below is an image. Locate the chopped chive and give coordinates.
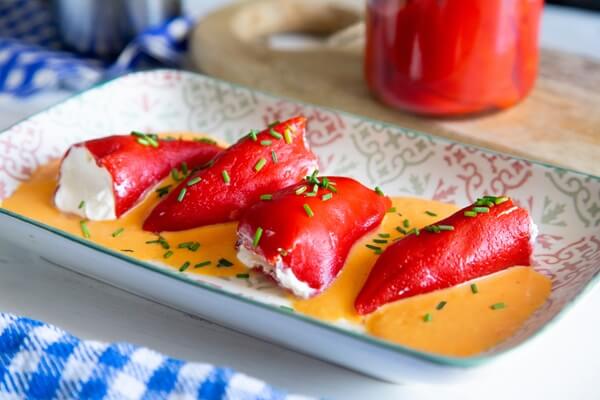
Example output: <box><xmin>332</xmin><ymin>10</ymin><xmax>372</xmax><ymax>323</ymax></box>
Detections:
<box><xmin>307</xmin><ymin>170</ymin><xmax>320</xmax><ymax>184</ymax></box>
<box><xmin>464</xmin><ymin>211</ymin><xmax>477</xmax><ymax>217</ymax></box>
<box><xmin>131</xmin><ymin>131</ymin><xmax>146</xmax><ymax>138</ymax></box>
<box><xmin>137</xmin><ymin>137</ymin><xmax>150</xmax><ymax>146</ymax></box>
<box><xmin>111</xmin><ymin>227</ymin><xmax>124</xmax><ymax>238</ymax></box>
<box><xmin>436</xmin><ymin>301</ymin><xmax>447</xmax><ymax>310</ymax></box>
<box><xmin>194</xmin><ymin>137</ymin><xmax>217</xmax><ymax>145</ymax></box>
<box><xmin>495</xmin><ymin>196</ymin><xmax>509</xmax><ymax>205</ymax></box>
<box><xmin>490</xmin><ymin>302</ymin><xmax>506</xmax><ymax>310</ymax></box>
<box><xmin>248</xmin><ymin>129</ymin><xmax>258</xmax><ymax>141</ymax></box>
<box><xmin>284</xmin><ymin>128</ymin><xmax>293</xmax><ymax>144</ymax></box>
<box><xmin>311</xmin><ymin>184</ymin><xmax>319</xmax><ymax>194</ymax></box>
<box><xmin>425</xmin><ymin>225</ymin><xmax>441</xmax><ymax>233</ymax></box>
<box><xmin>470</xmin><ymin>283</ymin><xmax>479</xmax><ymax>294</ymax></box>
<box><xmin>423</xmin><ymin>313</ymin><xmax>432</xmax><ymax>322</ymax></box>
<box><xmin>217</xmin><ymin>258</ymin><xmax>234</xmax><ymax>267</ymax></box>
<box><xmin>387</xmin><ymin>207</ymin><xmax>397</xmax><ymax>213</ymax></box>
<box><xmin>171</xmin><ymin>168</ymin><xmax>182</xmax><ymax>182</ymax></box>
<box><xmin>395</xmin><ymin>226</ymin><xmax>408</xmax><ymax>235</ymax></box>
<box><xmin>187</xmin><ymin>176</ymin><xmax>201</xmax><ymax>186</ymax></box>
<box><xmin>280</xmin><ymin>305</ymin><xmax>294</xmax><ymax>312</ymax></box>
<box><xmin>260</xmin><ymin>140</ymin><xmax>272</xmax><ymax>146</ymax></box>
<box><xmin>180</xmin><ymin>162</ymin><xmax>188</xmax><ymax>176</ymax></box>
<box><xmin>146</xmin><ymin>136</ymin><xmax>159</xmax><ymax>148</ymax></box>
<box><xmin>236</xmin><ymin>273</ymin><xmax>250</xmax><ymax>279</ymax></box>
<box><xmin>254</xmin><ymin>158</ymin><xmax>267</xmax><ymax>172</ymax></box>
<box><xmin>374</xmin><ymin>186</ymin><xmax>384</xmax><ymax>196</ymax></box>
<box><xmin>373</xmin><ymin>238</ymin><xmax>388</xmax><ymax>244</ymax></box>
<box><xmin>271</xmin><ymin>150</ymin><xmax>278</xmax><ymax>163</ymax></box>
<box><xmin>437</xmin><ymin>225</ymin><xmax>454</xmax><ymax>231</ymax></box>
<box><xmin>163</xmin><ymin>250</ymin><xmax>173</xmax><ymax>259</ymax></box>
<box><xmin>195</xmin><ymin>261</ymin><xmax>211</xmax><ymax>268</ymax></box>
<box><xmin>411</xmin><ymin>227</ymin><xmax>420</xmax><ymax>236</ymax></box>
<box><xmin>177</xmin><ymin>188</ymin><xmax>187</xmax><ymax>202</ymax></box>
<box><xmin>304</xmin><ymin>192</ymin><xmax>317</xmax><ymax>197</ymax></box>
<box><xmin>188</xmin><ymin>242</ymin><xmax>200</xmax><ymax>251</ymax></box>
<box><xmin>268</xmin><ymin>120</ymin><xmax>280</xmax><ymax>128</ymax></box>
<box><xmin>156</xmin><ymin>184</ymin><xmax>172</xmax><ymax>197</ymax></box>
<box><xmin>366</xmin><ymin>244</ymin><xmax>381</xmax><ymax>251</ymax></box>
<box><xmin>79</xmin><ymin>220</ymin><xmax>90</xmax><ymax>238</ymax></box>
<box><xmin>402</xmin><ymin>219</ymin><xmax>410</xmax><ymax>228</ymax></box>
<box><xmin>260</xmin><ymin>194</ymin><xmax>273</xmax><ymax>201</ymax></box>
<box><xmin>120</xmin><ymin>249</ymin><xmax>134</xmax><ymax>253</ymax></box>
<box><xmin>253</xmin><ymin>227</ymin><xmax>263</xmax><ymax>247</ymax></box>
<box><xmin>222</xmin><ymin>170</ymin><xmax>230</xmax><ymax>184</ymax></box>
<box><xmin>374</xmin><ymin>249</ymin><xmax>383</xmax><ymax>255</ymax></box>
<box><xmin>78</xmin><ymin>200</ymin><xmax>85</xmax><ymax>209</ymax></box>
<box><xmin>269</xmin><ymin>128</ymin><xmax>283</xmax><ymax>140</ymax></box>
<box><xmin>378</xmin><ymin>233</ymin><xmax>391</xmax><ymax>238</ymax></box>
<box><xmin>160</xmin><ymin>239</ymin><xmax>170</xmax><ymax>250</ymax></box>
<box><xmin>472</xmin><ymin>207</ymin><xmax>490</xmax><ymax>213</ymax></box>
<box><xmin>327</xmin><ymin>185</ymin><xmax>338</xmax><ymax>193</ymax></box>
<box><xmin>303</xmin><ymin>204</ymin><xmax>314</xmax><ymax>218</ymax></box>
<box><xmin>295</xmin><ymin>186</ymin><xmax>307</xmax><ymax>195</ymax></box>
<box><xmin>321</xmin><ymin>193</ymin><xmax>333</xmax><ymax>201</ymax></box>
<box><xmin>425</xmin><ymin>210</ymin><xmax>437</xmax><ymax>217</ymax></box>
<box><xmin>179</xmin><ymin>261</ymin><xmax>190</xmax><ymax>272</ymax></box>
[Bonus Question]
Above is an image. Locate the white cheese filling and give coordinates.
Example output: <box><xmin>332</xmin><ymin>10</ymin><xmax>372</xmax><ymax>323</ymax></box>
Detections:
<box><xmin>54</xmin><ymin>146</ymin><xmax>116</xmax><ymax>220</ymax></box>
<box><xmin>237</xmin><ymin>245</ymin><xmax>316</xmax><ymax>298</ymax></box>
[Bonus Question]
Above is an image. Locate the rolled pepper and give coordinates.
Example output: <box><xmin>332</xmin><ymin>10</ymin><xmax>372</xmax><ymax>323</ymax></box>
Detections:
<box><xmin>54</xmin><ymin>133</ymin><xmax>222</xmax><ymax>220</ymax></box>
<box><xmin>236</xmin><ymin>176</ymin><xmax>391</xmax><ymax>298</ymax></box>
<box><xmin>143</xmin><ymin>117</ymin><xmax>318</xmax><ymax>232</ymax></box>
<box><xmin>355</xmin><ymin>196</ymin><xmax>536</xmax><ymax>315</ymax></box>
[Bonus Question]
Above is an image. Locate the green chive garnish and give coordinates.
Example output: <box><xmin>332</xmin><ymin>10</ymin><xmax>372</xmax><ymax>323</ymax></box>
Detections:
<box><xmin>217</xmin><ymin>258</ymin><xmax>234</xmax><ymax>267</ymax></box>
<box><xmin>78</xmin><ymin>200</ymin><xmax>85</xmax><ymax>209</ymax></box>
<box><xmin>194</xmin><ymin>137</ymin><xmax>217</xmax><ymax>145</ymax></box>
<box><xmin>470</xmin><ymin>283</ymin><xmax>479</xmax><ymax>294</ymax></box>
<box><xmin>374</xmin><ymin>186</ymin><xmax>384</xmax><ymax>196</ymax></box>
<box><xmin>395</xmin><ymin>226</ymin><xmax>408</xmax><ymax>235</ymax></box>
<box><xmin>423</xmin><ymin>313</ymin><xmax>432</xmax><ymax>322</ymax></box>
<box><xmin>146</xmin><ymin>136</ymin><xmax>159</xmax><ymax>148</ymax></box>
<box><xmin>321</xmin><ymin>193</ymin><xmax>333</xmax><ymax>201</ymax></box>
<box><xmin>295</xmin><ymin>186</ymin><xmax>307</xmax><ymax>195</ymax></box>
<box><xmin>253</xmin><ymin>227</ymin><xmax>263</xmax><ymax>247</ymax></box>
<box><xmin>366</xmin><ymin>244</ymin><xmax>381</xmax><ymax>251</ymax></box>
<box><xmin>495</xmin><ymin>196</ymin><xmax>509</xmax><ymax>205</ymax></box>
<box><xmin>490</xmin><ymin>302</ymin><xmax>506</xmax><ymax>310</ymax></box>
<box><xmin>111</xmin><ymin>228</ymin><xmax>124</xmax><ymax>238</ymax></box>
<box><xmin>271</xmin><ymin>150</ymin><xmax>278</xmax><ymax>163</ymax></box>
<box><xmin>402</xmin><ymin>219</ymin><xmax>410</xmax><ymax>228</ymax></box>
<box><xmin>269</xmin><ymin>128</ymin><xmax>283</xmax><ymax>140</ymax></box>
<box><xmin>374</xmin><ymin>249</ymin><xmax>383</xmax><ymax>255</ymax></box>
<box><xmin>177</xmin><ymin>188</ymin><xmax>187</xmax><ymax>202</ymax></box>
<box><xmin>120</xmin><ymin>249</ymin><xmax>134</xmax><ymax>253</ymax></box>
<box><xmin>387</xmin><ymin>207</ymin><xmax>397</xmax><ymax>213</ymax></box>
<box><xmin>464</xmin><ymin>211</ymin><xmax>477</xmax><ymax>217</ymax></box>
<box><xmin>248</xmin><ymin>129</ymin><xmax>258</xmax><ymax>141</ymax></box>
<box><xmin>180</xmin><ymin>162</ymin><xmax>188</xmax><ymax>176</ymax></box>
<box><xmin>195</xmin><ymin>261</ymin><xmax>211</xmax><ymax>268</ymax></box>
<box><xmin>373</xmin><ymin>239</ymin><xmax>388</xmax><ymax>244</ymax></box>
<box><xmin>260</xmin><ymin>194</ymin><xmax>273</xmax><ymax>201</ymax></box>
<box><xmin>378</xmin><ymin>233</ymin><xmax>390</xmax><ymax>238</ymax></box>
<box><xmin>284</xmin><ymin>128</ymin><xmax>293</xmax><ymax>144</ymax></box>
<box><xmin>131</xmin><ymin>131</ymin><xmax>146</xmax><ymax>138</ymax></box>
<box><xmin>179</xmin><ymin>261</ymin><xmax>190</xmax><ymax>272</ymax></box>
<box><xmin>79</xmin><ymin>220</ymin><xmax>90</xmax><ymax>238</ymax></box>
<box><xmin>303</xmin><ymin>204</ymin><xmax>314</xmax><ymax>218</ymax></box>
<box><xmin>187</xmin><ymin>176</ymin><xmax>201</xmax><ymax>186</ymax></box>
<box><xmin>254</xmin><ymin>158</ymin><xmax>267</xmax><ymax>172</ymax></box>
<box><xmin>260</xmin><ymin>140</ymin><xmax>272</xmax><ymax>146</ymax></box>
<box><xmin>425</xmin><ymin>210</ymin><xmax>437</xmax><ymax>217</ymax></box>
<box><xmin>156</xmin><ymin>185</ymin><xmax>171</xmax><ymax>197</ymax></box>
<box><xmin>236</xmin><ymin>273</ymin><xmax>250</xmax><ymax>279</ymax></box>
<box><xmin>268</xmin><ymin>120</ymin><xmax>280</xmax><ymax>128</ymax></box>
<box><xmin>163</xmin><ymin>250</ymin><xmax>173</xmax><ymax>259</ymax></box>
<box><xmin>436</xmin><ymin>301</ymin><xmax>447</xmax><ymax>310</ymax></box>
<box><xmin>473</xmin><ymin>207</ymin><xmax>490</xmax><ymax>213</ymax></box>
<box><xmin>222</xmin><ymin>170</ymin><xmax>230</xmax><ymax>184</ymax></box>
<box><xmin>437</xmin><ymin>225</ymin><xmax>454</xmax><ymax>231</ymax></box>
<box><xmin>137</xmin><ymin>137</ymin><xmax>150</xmax><ymax>146</ymax></box>
<box><xmin>171</xmin><ymin>168</ymin><xmax>181</xmax><ymax>182</ymax></box>
<box><xmin>189</xmin><ymin>242</ymin><xmax>200</xmax><ymax>252</ymax></box>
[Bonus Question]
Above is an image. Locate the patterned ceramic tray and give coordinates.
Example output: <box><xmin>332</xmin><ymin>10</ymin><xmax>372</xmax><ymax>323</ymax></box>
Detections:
<box><xmin>0</xmin><ymin>70</ymin><xmax>598</xmax><ymax>383</ymax></box>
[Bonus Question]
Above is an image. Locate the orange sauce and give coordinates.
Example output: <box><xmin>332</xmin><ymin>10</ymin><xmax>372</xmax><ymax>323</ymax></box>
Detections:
<box><xmin>1</xmin><ymin>159</ymin><xmax>551</xmax><ymax>357</ymax></box>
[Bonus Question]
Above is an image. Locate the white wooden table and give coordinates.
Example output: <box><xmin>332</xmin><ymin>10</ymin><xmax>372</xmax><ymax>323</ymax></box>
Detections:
<box><xmin>0</xmin><ymin>4</ymin><xmax>599</xmax><ymax>399</ymax></box>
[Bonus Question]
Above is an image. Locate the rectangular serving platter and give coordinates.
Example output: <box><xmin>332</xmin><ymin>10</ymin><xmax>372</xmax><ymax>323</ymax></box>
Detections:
<box><xmin>0</xmin><ymin>70</ymin><xmax>599</xmax><ymax>383</ymax></box>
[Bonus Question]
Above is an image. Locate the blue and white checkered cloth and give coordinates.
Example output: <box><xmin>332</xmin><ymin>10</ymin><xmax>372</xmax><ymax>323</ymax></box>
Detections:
<box><xmin>0</xmin><ymin>0</ymin><xmax>191</xmax><ymax>96</ymax></box>
<box><xmin>0</xmin><ymin>313</ymin><xmax>313</xmax><ymax>399</ymax></box>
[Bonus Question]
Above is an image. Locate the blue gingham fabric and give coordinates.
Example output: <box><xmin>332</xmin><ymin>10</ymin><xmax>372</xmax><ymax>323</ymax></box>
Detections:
<box><xmin>0</xmin><ymin>313</ymin><xmax>313</xmax><ymax>400</ymax></box>
<box><xmin>0</xmin><ymin>0</ymin><xmax>192</xmax><ymax>96</ymax></box>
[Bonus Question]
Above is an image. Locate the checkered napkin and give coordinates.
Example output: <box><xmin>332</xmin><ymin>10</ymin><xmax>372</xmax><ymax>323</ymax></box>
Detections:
<box><xmin>0</xmin><ymin>0</ymin><xmax>191</xmax><ymax>96</ymax></box>
<box><xmin>0</xmin><ymin>313</ymin><xmax>313</xmax><ymax>400</ymax></box>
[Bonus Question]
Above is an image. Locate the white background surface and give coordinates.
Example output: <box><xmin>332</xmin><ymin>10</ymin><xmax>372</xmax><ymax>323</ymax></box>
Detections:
<box><xmin>0</xmin><ymin>3</ymin><xmax>599</xmax><ymax>399</ymax></box>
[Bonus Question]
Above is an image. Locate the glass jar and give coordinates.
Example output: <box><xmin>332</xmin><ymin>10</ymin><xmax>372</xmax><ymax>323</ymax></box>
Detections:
<box><xmin>365</xmin><ymin>0</ymin><xmax>544</xmax><ymax>116</ymax></box>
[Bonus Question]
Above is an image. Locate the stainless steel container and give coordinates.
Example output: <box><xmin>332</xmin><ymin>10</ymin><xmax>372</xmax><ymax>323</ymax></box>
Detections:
<box><xmin>53</xmin><ymin>0</ymin><xmax>181</xmax><ymax>59</ymax></box>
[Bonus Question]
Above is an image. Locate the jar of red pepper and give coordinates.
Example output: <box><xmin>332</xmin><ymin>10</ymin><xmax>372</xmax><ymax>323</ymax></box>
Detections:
<box><xmin>365</xmin><ymin>0</ymin><xmax>544</xmax><ymax>116</ymax></box>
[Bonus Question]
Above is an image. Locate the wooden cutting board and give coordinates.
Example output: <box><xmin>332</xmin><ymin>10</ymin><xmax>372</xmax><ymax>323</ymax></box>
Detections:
<box><xmin>190</xmin><ymin>0</ymin><xmax>600</xmax><ymax>176</ymax></box>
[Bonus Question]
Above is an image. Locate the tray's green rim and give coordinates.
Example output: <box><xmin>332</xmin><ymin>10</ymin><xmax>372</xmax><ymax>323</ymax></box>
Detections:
<box><xmin>1</xmin><ymin>69</ymin><xmax>598</xmax><ymax>369</ymax></box>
